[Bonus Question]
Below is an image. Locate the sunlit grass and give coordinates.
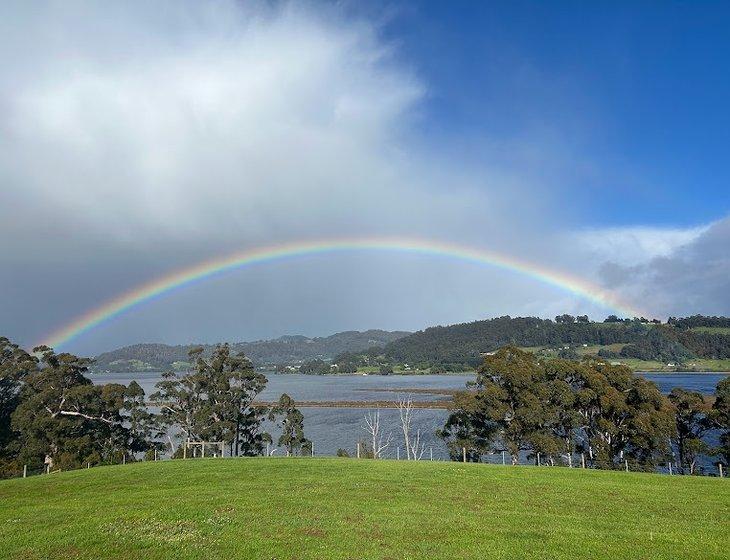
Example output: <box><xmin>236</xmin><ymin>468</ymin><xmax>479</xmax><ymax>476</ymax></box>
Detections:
<box><xmin>1</xmin><ymin>458</ymin><xmax>727</xmax><ymax>559</ymax></box>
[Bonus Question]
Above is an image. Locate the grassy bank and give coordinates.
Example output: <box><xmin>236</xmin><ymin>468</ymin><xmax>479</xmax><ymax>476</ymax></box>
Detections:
<box><xmin>1</xmin><ymin>458</ymin><xmax>728</xmax><ymax>559</ymax></box>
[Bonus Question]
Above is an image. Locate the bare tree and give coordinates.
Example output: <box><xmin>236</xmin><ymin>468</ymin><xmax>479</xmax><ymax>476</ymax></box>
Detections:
<box><xmin>362</xmin><ymin>408</ymin><xmax>392</xmax><ymax>459</ymax></box>
<box><xmin>398</xmin><ymin>396</ymin><xmax>426</xmax><ymax>460</ymax></box>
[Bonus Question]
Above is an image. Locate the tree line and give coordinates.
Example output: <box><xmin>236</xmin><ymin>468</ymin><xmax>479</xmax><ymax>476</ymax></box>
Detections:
<box><xmin>374</xmin><ymin>315</ymin><xmax>730</xmax><ymax>369</ymax></box>
<box><xmin>439</xmin><ymin>346</ymin><xmax>730</xmax><ymax>473</ymax></box>
<box><xmin>0</xmin><ymin>337</ymin><xmax>309</xmax><ymax>478</ymax></box>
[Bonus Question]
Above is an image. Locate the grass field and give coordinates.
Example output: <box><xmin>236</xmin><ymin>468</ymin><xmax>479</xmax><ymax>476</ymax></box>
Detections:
<box><xmin>0</xmin><ymin>458</ymin><xmax>728</xmax><ymax>560</ymax></box>
<box><xmin>520</xmin><ymin>345</ymin><xmax>730</xmax><ymax>372</ymax></box>
<box><xmin>691</xmin><ymin>327</ymin><xmax>730</xmax><ymax>334</ymax></box>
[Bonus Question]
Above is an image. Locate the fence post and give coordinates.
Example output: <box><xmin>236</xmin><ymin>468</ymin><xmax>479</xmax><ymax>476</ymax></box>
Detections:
<box><xmin>122</xmin><ymin>454</ymin><xmax>126</xmax><ymax>465</ymax></box>
<box><xmin>537</xmin><ymin>452</ymin><xmax>540</xmax><ymax>467</ymax></box>
<box><xmin>624</xmin><ymin>459</ymin><xmax>629</xmax><ymax>472</ymax></box>
<box><xmin>462</xmin><ymin>447</ymin><xmax>466</xmax><ymax>463</ymax></box>
<box><xmin>184</xmin><ymin>444</ymin><xmax>187</xmax><ymax>460</ymax></box>
<box><xmin>581</xmin><ymin>453</ymin><xmax>586</xmax><ymax>469</ymax></box>
<box><xmin>311</xmin><ymin>442</ymin><xmax>315</xmax><ymax>457</ymax></box>
<box><xmin>266</xmin><ymin>442</ymin><xmax>270</xmax><ymax>457</ymax></box>
<box><xmin>397</xmin><ymin>447</ymin><xmax>400</xmax><ymax>461</ymax></box>
<box><xmin>23</xmin><ymin>465</ymin><xmax>27</xmax><ymax>478</ymax></box>
<box><xmin>430</xmin><ymin>447</ymin><xmax>433</xmax><ymax>461</ymax></box>
<box><xmin>357</xmin><ymin>442</ymin><xmax>361</xmax><ymax>459</ymax></box>
<box><xmin>720</xmin><ymin>463</ymin><xmax>724</xmax><ymax>478</ymax></box>
<box><xmin>87</xmin><ymin>462</ymin><xmax>90</xmax><ymax>469</ymax></box>
<box><xmin>502</xmin><ymin>451</ymin><xmax>505</xmax><ymax>465</ymax></box>
<box><xmin>568</xmin><ymin>453</ymin><xmax>573</xmax><ymax>468</ymax></box>
<box><xmin>668</xmin><ymin>462</ymin><xmax>672</xmax><ymax>475</ymax></box>
<box><xmin>154</xmin><ymin>449</ymin><xmax>157</xmax><ymax>462</ymax></box>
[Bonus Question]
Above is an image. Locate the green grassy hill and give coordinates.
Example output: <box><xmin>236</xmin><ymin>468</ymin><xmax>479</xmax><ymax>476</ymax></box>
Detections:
<box><xmin>1</xmin><ymin>459</ymin><xmax>727</xmax><ymax>560</ymax></box>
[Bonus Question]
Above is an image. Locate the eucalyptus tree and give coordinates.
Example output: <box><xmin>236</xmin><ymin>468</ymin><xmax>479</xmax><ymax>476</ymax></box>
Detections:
<box><xmin>441</xmin><ymin>347</ymin><xmax>673</xmax><ymax>470</ymax></box>
<box><xmin>10</xmin><ymin>345</ymin><xmax>151</xmax><ymax>470</ymax></box>
<box><xmin>668</xmin><ymin>388</ymin><xmax>712</xmax><ymax>474</ymax></box>
<box><xmin>438</xmin><ymin>390</ymin><xmax>497</xmax><ymax>462</ymax></box>
<box><xmin>152</xmin><ymin>344</ymin><xmax>270</xmax><ymax>457</ymax></box>
<box><xmin>712</xmin><ymin>377</ymin><xmax>730</xmax><ymax>467</ymax></box>
<box><xmin>470</xmin><ymin>347</ymin><xmax>560</xmax><ymax>465</ymax></box>
<box><xmin>567</xmin><ymin>360</ymin><xmax>673</xmax><ymax>470</ymax></box>
<box><xmin>0</xmin><ymin>338</ymin><xmax>37</xmax><ymax>472</ymax></box>
<box><xmin>270</xmin><ymin>393</ymin><xmax>309</xmax><ymax>456</ymax></box>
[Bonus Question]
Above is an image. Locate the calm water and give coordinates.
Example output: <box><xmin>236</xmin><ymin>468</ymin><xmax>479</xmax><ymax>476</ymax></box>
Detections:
<box><xmin>92</xmin><ymin>371</ymin><xmax>727</xmax><ymax>461</ymax></box>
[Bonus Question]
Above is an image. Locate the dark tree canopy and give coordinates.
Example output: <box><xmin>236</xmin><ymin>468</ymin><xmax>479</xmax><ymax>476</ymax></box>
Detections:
<box><xmin>440</xmin><ymin>347</ymin><xmax>674</xmax><ymax>470</ymax></box>
<box><xmin>7</xmin><ymin>345</ymin><xmax>152</xmax><ymax>472</ymax></box>
<box><xmin>151</xmin><ymin>344</ymin><xmax>270</xmax><ymax>457</ymax></box>
<box><xmin>270</xmin><ymin>393</ymin><xmax>309</xmax><ymax>456</ymax></box>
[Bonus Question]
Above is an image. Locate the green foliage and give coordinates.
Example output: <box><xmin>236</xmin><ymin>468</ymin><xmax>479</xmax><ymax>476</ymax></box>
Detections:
<box><xmin>668</xmin><ymin>388</ymin><xmax>712</xmax><ymax>474</ymax></box>
<box><xmin>270</xmin><ymin>393</ymin><xmax>309</xmax><ymax>456</ymax></box>
<box><xmin>620</xmin><ymin>325</ymin><xmax>694</xmax><ymax>362</ymax></box>
<box><xmin>713</xmin><ymin>377</ymin><xmax>730</xmax><ymax>465</ymax></box>
<box><xmin>377</xmin><ymin>315</ymin><xmax>730</xmax><ymax>368</ymax></box>
<box><xmin>0</xmin><ymin>337</ymin><xmax>37</xmax><ymax>464</ymax></box>
<box><xmin>441</xmin><ymin>348</ymin><xmax>674</xmax><ymax>470</ymax></box>
<box><xmin>298</xmin><ymin>359</ymin><xmax>332</xmax><ymax>375</ymax></box>
<box><xmin>151</xmin><ymin>344</ymin><xmax>270</xmax><ymax>457</ymax></box>
<box><xmin>3</xmin><ymin>342</ymin><xmax>153</xmax><ymax>473</ymax></box>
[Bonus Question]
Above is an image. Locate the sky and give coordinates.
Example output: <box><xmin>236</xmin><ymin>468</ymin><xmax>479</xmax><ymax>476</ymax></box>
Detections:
<box><xmin>1</xmin><ymin>0</ymin><xmax>729</xmax><ymax>355</ymax></box>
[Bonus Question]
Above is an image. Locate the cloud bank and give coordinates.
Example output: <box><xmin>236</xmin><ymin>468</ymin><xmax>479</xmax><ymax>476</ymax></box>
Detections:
<box><xmin>0</xmin><ymin>1</ymin><xmax>727</xmax><ymax>352</ymax></box>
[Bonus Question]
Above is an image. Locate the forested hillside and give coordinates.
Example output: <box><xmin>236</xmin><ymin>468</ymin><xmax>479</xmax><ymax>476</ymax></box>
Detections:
<box><xmin>93</xmin><ymin>330</ymin><xmax>410</xmax><ymax>372</ymax></box>
<box><xmin>380</xmin><ymin>315</ymin><xmax>730</xmax><ymax>369</ymax></box>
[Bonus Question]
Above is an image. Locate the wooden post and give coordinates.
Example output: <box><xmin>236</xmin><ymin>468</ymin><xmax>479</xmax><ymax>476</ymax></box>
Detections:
<box><xmin>266</xmin><ymin>442</ymin><xmax>270</xmax><ymax>457</ymax></box>
<box><xmin>462</xmin><ymin>447</ymin><xmax>466</xmax><ymax>463</ymax></box>
<box><xmin>397</xmin><ymin>447</ymin><xmax>400</xmax><ymax>460</ymax></box>
<box><xmin>624</xmin><ymin>459</ymin><xmax>629</xmax><ymax>472</ymax></box>
<box><xmin>154</xmin><ymin>449</ymin><xmax>157</xmax><ymax>462</ymax></box>
<box><xmin>430</xmin><ymin>447</ymin><xmax>433</xmax><ymax>461</ymax></box>
<box><xmin>183</xmin><ymin>443</ymin><xmax>187</xmax><ymax>460</ymax></box>
<box><xmin>537</xmin><ymin>452</ymin><xmax>541</xmax><ymax>467</ymax></box>
<box><xmin>122</xmin><ymin>454</ymin><xmax>126</xmax><ymax>465</ymax></box>
<box><xmin>311</xmin><ymin>442</ymin><xmax>315</xmax><ymax>457</ymax></box>
<box><xmin>357</xmin><ymin>442</ymin><xmax>361</xmax><ymax>459</ymax></box>
<box><xmin>502</xmin><ymin>451</ymin><xmax>506</xmax><ymax>465</ymax></box>
<box><xmin>23</xmin><ymin>465</ymin><xmax>27</xmax><ymax>478</ymax></box>
<box><xmin>668</xmin><ymin>462</ymin><xmax>672</xmax><ymax>475</ymax></box>
<box><xmin>720</xmin><ymin>463</ymin><xmax>724</xmax><ymax>478</ymax></box>
<box><xmin>202</xmin><ymin>443</ymin><xmax>205</xmax><ymax>458</ymax></box>
<box><xmin>581</xmin><ymin>453</ymin><xmax>586</xmax><ymax>469</ymax></box>
<box><xmin>568</xmin><ymin>453</ymin><xmax>573</xmax><ymax>468</ymax></box>
<box><xmin>87</xmin><ymin>462</ymin><xmax>90</xmax><ymax>469</ymax></box>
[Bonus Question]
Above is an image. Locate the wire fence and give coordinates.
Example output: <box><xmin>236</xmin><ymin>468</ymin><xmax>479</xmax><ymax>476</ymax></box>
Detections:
<box><xmin>3</xmin><ymin>443</ymin><xmax>726</xmax><ymax>480</ymax></box>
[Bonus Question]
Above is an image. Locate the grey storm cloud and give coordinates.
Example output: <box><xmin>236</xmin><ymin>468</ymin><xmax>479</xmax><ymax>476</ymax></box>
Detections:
<box><xmin>596</xmin><ymin>217</ymin><xmax>730</xmax><ymax>317</ymax></box>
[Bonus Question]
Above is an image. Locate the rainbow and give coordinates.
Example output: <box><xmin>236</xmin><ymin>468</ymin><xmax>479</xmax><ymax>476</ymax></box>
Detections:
<box><xmin>40</xmin><ymin>237</ymin><xmax>646</xmax><ymax>350</ymax></box>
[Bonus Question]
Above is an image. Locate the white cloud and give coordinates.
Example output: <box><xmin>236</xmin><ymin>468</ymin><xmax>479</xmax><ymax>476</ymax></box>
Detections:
<box><xmin>584</xmin><ymin>218</ymin><xmax>730</xmax><ymax>318</ymax></box>
<box><xmin>575</xmin><ymin>224</ymin><xmax>709</xmax><ymax>267</ymax></box>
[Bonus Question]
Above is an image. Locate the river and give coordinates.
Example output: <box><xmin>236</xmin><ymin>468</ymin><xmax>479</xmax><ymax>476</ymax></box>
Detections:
<box><xmin>92</xmin><ymin>371</ymin><xmax>727</xmax><ymax>463</ymax></box>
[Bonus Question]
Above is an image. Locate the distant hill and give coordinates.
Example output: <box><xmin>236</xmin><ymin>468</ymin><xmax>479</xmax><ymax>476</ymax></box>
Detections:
<box><xmin>377</xmin><ymin>315</ymin><xmax>730</xmax><ymax>369</ymax></box>
<box><xmin>92</xmin><ymin>330</ymin><xmax>410</xmax><ymax>372</ymax></box>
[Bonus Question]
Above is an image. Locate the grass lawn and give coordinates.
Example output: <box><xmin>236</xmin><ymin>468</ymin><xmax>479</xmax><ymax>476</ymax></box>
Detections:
<box><xmin>0</xmin><ymin>458</ymin><xmax>728</xmax><ymax>560</ymax></box>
